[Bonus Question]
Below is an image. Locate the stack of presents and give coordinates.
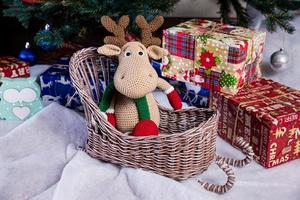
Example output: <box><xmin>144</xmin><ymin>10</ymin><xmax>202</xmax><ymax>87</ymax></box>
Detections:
<box><xmin>156</xmin><ymin>19</ymin><xmax>300</xmax><ymax>169</ymax></box>
<box><xmin>1</xmin><ymin>19</ymin><xmax>300</xmax><ymax>168</ymax></box>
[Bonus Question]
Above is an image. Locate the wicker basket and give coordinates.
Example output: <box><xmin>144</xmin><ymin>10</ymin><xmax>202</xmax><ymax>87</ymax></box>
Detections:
<box><xmin>69</xmin><ymin>47</ymin><xmax>254</xmax><ymax>194</ymax></box>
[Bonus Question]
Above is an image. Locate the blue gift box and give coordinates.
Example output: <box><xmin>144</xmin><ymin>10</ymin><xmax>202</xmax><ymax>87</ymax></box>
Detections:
<box><xmin>40</xmin><ymin>65</ymin><xmax>84</xmax><ymax>111</ymax></box>
<box><xmin>151</xmin><ymin>60</ymin><xmax>163</xmax><ymax>78</ymax></box>
<box><xmin>175</xmin><ymin>82</ymin><xmax>211</xmax><ymax>108</ymax></box>
<box><xmin>40</xmin><ymin>56</ymin><xmax>117</xmax><ymax>111</ymax></box>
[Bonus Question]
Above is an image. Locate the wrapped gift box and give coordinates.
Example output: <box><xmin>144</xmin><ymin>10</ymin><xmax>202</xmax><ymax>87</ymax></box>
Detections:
<box><xmin>0</xmin><ymin>56</ymin><xmax>30</xmax><ymax>78</ymax></box>
<box><xmin>151</xmin><ymin>60</ymin><xmax>215</xmax><ymax>108</ymax></box>
<box><xmin>151</xmin><ymin>60</ymin><xmax>164</xmax><ymax>78</ymax></box>
<box><xmin>40</xmin><ymin>65</ymin><xmax>84</xmax><ymax>111</ymax></box>
<box><xmin>217</xmin><ymin>78</ymin><xmax>300</xmax><ymax>168</ymax></box>
<box><xmin>40</xmin><ymin>57</ymin><xmax>117</xmax><ymax>111</ymax></box>
<box><xmin>162</xmin><ymin>19</ymin><xmax>266</xmax><ymax>95</ymax></box>
<box><xmin>174</xmin><ymin>82</ymin><xmax>211</xmax><ymax>108</ymax></box>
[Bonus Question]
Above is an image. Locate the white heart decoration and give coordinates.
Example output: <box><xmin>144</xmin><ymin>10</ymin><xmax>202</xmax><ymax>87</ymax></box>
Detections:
<box><xmin>12</xmin><ymin>106</ymin><xmax>31</xmax><ymax>120</ymax></box>
<box><xmin>3</xmin><ymin>88</ymin><xmax>37</xmax><ymax>103</ymax></box>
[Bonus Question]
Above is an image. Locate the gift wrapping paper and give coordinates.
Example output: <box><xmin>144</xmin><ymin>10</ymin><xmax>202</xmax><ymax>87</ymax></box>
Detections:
<box><xmin>174</xmin><ymin>82</ymin><xmax>211</xmax><ymax>108</ymax></box>
<box><xmin>217</xmin><ymin>78</ymin><xmax>300</xmax><ymax>168</ymax></box>
<box><xmin>162</xmin><ymin>19</ymin><xmax>266</xmax><ymax>95</ymax></box>
<box><xmin>40</xmin><ymin>65</ymin><xmax>84</xmax><ymax>111</ymax></box>
<box><xmin>151</xmin><ymin>60</ymin><xmax>215</xmax><ymax>108</ymax></box>
<box><xmin>0</xmin><ymin>56</ymin><xmax>30</xmax><ymax>78</ymax></box>
<box><xmin>40</xmin><ymin>57</ymin><xmax>117</xmax><ymax>111</ymax></box>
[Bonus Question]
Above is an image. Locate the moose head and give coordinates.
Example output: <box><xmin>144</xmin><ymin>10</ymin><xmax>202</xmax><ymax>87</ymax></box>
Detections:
<box><xmin>97</xmin><ymin>15</ymin><xmax>168</xmax><ymax>99</ymax></box>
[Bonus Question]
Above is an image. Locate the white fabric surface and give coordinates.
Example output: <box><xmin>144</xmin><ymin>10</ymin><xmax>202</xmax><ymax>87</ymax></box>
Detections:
<box><xmin>0</xmin><ymin>103</ymin><xmax>87</xmax><ymax>200</ymax></box>
<box><xmin>1</xmin><ymin>102</ymin><xmax>300</xmax><ymax>200</ymax></box>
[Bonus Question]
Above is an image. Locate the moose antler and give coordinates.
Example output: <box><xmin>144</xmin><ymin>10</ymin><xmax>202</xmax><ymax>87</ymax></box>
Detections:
<box><xmin>101</xmin><ymin>15</ymin><xmax>130</xmax><ymax>47</ymax></box>
<box><xmin>136</xmin><ymin>15</ymin><xmax>164</xmax><ymax>47</ymax></box>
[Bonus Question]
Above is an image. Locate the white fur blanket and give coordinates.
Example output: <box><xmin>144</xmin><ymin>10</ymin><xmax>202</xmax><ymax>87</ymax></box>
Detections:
<box><xmin>0</xmin><ymin>103</ymin><xmax>299</xmax><ymax>200</ymax></box>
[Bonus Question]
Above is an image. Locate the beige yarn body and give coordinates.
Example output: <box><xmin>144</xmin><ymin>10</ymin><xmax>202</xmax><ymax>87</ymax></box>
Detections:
<box><xmin>114</xmin><ymin>93</ymin><xmax>159</xmax><ymax>133</ymax></box>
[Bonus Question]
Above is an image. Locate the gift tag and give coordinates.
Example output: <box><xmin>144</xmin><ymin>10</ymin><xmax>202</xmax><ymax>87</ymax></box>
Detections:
<box><xmin>0</xmin><ymin>77</ymin><xmax>43</xmax><ymax>120</ymax></box>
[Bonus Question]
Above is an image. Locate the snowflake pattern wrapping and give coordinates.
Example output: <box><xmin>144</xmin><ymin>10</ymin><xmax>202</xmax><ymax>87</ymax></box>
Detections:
<box><xmin>40</xmin><ymin>62</ymin><xmax>116</xmax><ymax>111</ymax></box>
<box><xmin>175</xmin><ymin>82</ymin><xmax>211</xmax><ymax>108</ymax></box>
<box><xmin>162</xmin><ymin>19</ymin><xmax>266</xmax><ymax>95</ymax></box>
<box><xmin>40</xmin><ymin>65</ymin><xmax>84</xmax><ymax>111</ymax></box>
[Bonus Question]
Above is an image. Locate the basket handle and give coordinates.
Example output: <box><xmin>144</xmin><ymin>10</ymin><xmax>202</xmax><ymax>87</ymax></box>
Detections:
<box><xmin>216</xmin><ymin>137</ymin><xmax>254</xmax><ymax>168</ymax></box>
<box><xmin>198</xmin><ymin>159</ymin><xmax>235</xmax><ymax>194</ymax></box>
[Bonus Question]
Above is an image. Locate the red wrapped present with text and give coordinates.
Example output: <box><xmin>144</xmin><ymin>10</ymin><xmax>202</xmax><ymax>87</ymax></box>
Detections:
<box><xmin>162</xmin><ymin>19</ymin><xmax>266</xmax><ymax>95</ymax></box>
<box><xmin>217</xmin><ymin>78</ymin><xmax>300</xmax><ymax>168</ymax></box>
<box><xmin>0</xmin><ymin>57</ymin><xmax>30</xmax><ymax>78</ymax></box>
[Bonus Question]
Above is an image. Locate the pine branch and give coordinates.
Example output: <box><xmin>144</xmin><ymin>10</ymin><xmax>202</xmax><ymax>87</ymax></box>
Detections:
<box><xmin>216</xmin><ymin>0</ymin><xmax>300</xmax><ymax>33</ymax></box>
<box><xmin>265</xmin><ymin>12</ymin><xmax>295</xmax><ymax>33</ymax></box>
<box><xmin>246</xmin><ymin>0</ymin><xmax>297</xmax><ymax>33</ymax></box>
<box><xmin>231</xmin><ymin>0</ymin><xmax>249</xmax><ymax>27</ymax></box>
<box><xmin>275</xmin><ymin>1</ymin><xmax>300</xmax><ymax>11</ymax></box>
<box><xmin>218</xmin><ymin>0</ymin><xmax>231</xmax><ymax>24</ymax></box>
<box><xmin>2</xmin><ymin>0</ymin><xmax>180</xmax><ymax>42</ymax></box>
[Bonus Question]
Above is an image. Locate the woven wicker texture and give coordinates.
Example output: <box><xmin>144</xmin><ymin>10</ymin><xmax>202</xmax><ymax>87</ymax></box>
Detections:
<box><xmin>69</xmin><ymin>47</ymin><xmax>254</xmax><ymax>194</ymax></box>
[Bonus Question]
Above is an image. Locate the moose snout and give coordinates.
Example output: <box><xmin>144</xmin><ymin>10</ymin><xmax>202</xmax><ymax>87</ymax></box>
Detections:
<box><xmin>114</xmin><ymin>68</ymin><xmax>158</xmax><ymax>99</ymax></box>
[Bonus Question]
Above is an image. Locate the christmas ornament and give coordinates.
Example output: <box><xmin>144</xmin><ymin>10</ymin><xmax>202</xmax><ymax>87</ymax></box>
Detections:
<box><xmin>270</xmin><ymin>48</ymin><xmax>289</xmax><ymax>71</ymax></box>
<box><xmin>18</xmin><ymin>42</ymin><xmax>37</xmax><ymax>66</ymax></box>
<box><xmin>34</xmin><ymin>24</ymin><xmax>64</xmax><ymax>51</ymax></box>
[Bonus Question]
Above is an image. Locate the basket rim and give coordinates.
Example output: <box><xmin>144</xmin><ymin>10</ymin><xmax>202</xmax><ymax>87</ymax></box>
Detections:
<box><xmin>91</xmin><ymin>105</ymin><xmax>219</xmax><ymax>141</ymax></box>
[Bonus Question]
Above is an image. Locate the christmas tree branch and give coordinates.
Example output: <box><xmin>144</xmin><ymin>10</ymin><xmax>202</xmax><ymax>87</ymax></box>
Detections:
<box><xmin>231</xmin><ymin>0</ymin><xmax>249</xmax><ymax>26</ymax></box>
<box><xmin>218</xmin><ymin>0</ymin><xmax>231</xmax><ymax>24</ymax></box>
<box><xmin>217</xmin><ymin>0</ymin><xmax>300</xmax><ymax>33</ymax></box>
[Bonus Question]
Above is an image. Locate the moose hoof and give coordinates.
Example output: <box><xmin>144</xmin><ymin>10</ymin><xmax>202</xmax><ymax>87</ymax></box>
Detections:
<box><xmin>132</xmin><ymin>120</ymin><xmax>159</xmax><ymax>137</ymax></box>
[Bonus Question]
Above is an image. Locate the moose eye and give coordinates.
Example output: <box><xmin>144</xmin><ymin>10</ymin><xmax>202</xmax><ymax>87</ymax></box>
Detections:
<box><xmin>125</xmin><ymin>51</ymin><xmax>131</xmax><ymax>57</ymax></box>
<box><xmin>138</xmin><ymin>51</ymin><xmax>144</xmax><ymax>56</ymax></box>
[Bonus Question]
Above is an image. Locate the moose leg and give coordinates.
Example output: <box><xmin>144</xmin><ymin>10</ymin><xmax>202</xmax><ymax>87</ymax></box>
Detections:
<box><xmin>132</xmin><ymin>96</ymin><xmax>159</xmax><ymax>136</ymax></box>
<box><xmin>106</xmin><ymin>96</ymin><xmax>116</xmax><ymax>127</ymax></box>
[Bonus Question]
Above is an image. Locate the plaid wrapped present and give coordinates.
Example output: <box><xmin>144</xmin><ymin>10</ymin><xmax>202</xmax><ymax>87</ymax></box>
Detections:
<box><xmin>162</xmin><ymin>19</ymin><xmax>266</xmax><ymax>95</ymax></box>
<box><xmin>0</xmin><ymin>56</ymin><xmax>30</xmax><ymax>78</ymax></box>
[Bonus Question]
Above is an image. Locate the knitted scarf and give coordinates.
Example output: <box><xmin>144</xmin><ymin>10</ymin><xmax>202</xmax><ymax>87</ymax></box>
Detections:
<box><xmin>99</xmin><ymin>82</ymin><xmax>151</xmax><ymax>120</ymax></box>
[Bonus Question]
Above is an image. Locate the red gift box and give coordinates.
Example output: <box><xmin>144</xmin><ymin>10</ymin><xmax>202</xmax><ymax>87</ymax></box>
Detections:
<box><xmin>217</xmin><ymin>78</ymin><xmax>300</xmax><ymax>168</ymax></box>
<box><xmin>0</xmin><ymin>57</ymin><xmax>30</xmax><ymax>78</ymax></box>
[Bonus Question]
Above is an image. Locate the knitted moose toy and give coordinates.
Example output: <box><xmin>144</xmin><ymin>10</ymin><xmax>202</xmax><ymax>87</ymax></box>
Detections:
<box><xmin>97</xmin><ymin>15</ymin><xmax>182</xmax><ymax>136</ymax></box>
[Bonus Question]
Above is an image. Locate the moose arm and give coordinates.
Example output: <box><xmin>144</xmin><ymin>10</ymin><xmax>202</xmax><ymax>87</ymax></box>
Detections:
<box><xmin>157</xmin><ymin>78</ymin><xmax>182</xmax><ymax>110</ymax></box>
<box><xmin>99</xmin><ymin>82</ymin><xmax>116</xmax><ymax>112</ymax></box>
<box><xmin>98</xmin><ymin>82</ymin><xmax>116</xmax><ymax>127</ymax></box>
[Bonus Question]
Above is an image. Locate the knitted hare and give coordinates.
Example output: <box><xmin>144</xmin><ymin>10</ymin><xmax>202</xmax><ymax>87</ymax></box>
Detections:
<box><xmin>98</xmin><ymin>15</ymin><xmax>182</xmax><ymax>136</ymax></box>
